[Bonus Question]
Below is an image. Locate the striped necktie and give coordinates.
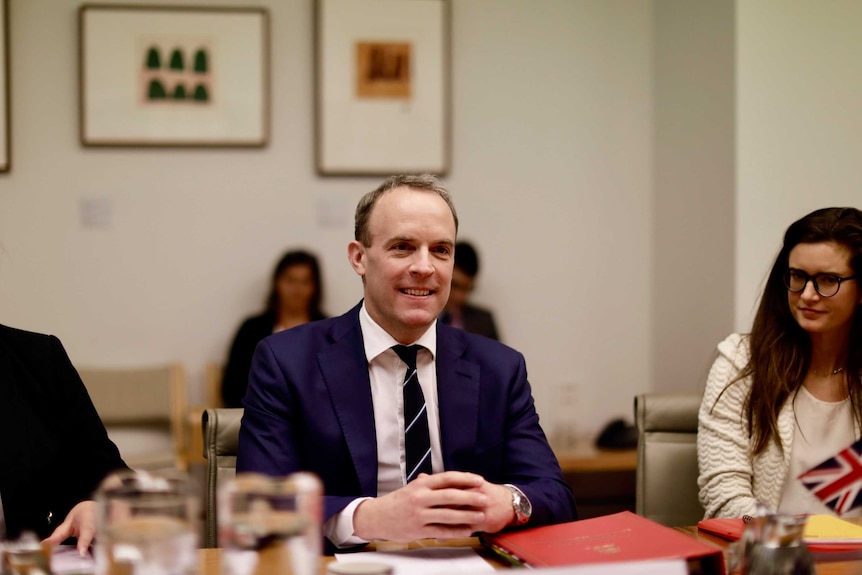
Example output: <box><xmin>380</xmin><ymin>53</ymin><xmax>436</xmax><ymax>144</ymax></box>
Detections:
<box><xmin>392</xmin><ymin>345</ymin><xmax>432</xmax><ymax>482</ymax></box>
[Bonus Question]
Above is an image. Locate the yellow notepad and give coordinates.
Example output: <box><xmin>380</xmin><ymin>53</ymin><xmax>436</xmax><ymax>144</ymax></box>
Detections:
<box><xmin>804</xmin><ymin>515</ymin><xmax>862</xmax><ymax>542</ymax></box>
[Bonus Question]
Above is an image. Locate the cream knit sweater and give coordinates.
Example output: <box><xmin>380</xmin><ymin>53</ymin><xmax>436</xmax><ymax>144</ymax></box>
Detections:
<box><xmin>697</xmin><ymin>333</ymin><xmax>795</xmax><ymax>518</ymax></box>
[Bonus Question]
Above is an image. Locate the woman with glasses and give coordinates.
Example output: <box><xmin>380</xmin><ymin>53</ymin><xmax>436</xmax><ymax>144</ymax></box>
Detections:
<box><xmin>698</xmin><ymin>207</ymin><xmax>862</xmax><ymax>518</ymax></box>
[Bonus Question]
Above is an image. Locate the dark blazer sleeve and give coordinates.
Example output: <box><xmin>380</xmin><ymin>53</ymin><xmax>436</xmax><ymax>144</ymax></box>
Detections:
<box><xmin>492</xmin><ymin>352</ymin><xmax>575</xmax><ymax>526</ymax></box>
<box><xmin>0</xmin><ymin>327</ymin><xmax>127</xmax><ymax>539</ymax></box>
<box><xmin>222</xmin><ymin>313</ymin><xmax>275</xmax><ymax>408</ymax></box>
<box><xmin>237</xmin><ymin>320</ymin><xmax>373</xmax><ymax>525</ymax></box>
<box><xmin>437</xmin><ymin>332</ymin><xmax>576</xmax><ymax>528</ymax></box>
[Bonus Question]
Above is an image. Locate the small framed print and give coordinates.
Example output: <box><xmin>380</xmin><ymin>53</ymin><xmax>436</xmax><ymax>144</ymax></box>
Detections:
<box><xmin>79</xmin><ymin>4</ymin><xmax>269</xmax><ymax>147</ymax></box>
<box><xmin>315</xmin><ymin>0</ymin><xmax>450</xmax><ymax>175</ymax></box>
<box><xmin>0</xmin><ymin>0</ymin><xmax>10</xmax><ymax>172</ymax></box>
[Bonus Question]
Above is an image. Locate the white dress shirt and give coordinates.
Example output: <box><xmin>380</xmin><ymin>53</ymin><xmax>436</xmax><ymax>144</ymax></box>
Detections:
<box><xmin>323</xmin><ymin>303</ymin><xmax>443</xmax><ymax>546</ymax></box>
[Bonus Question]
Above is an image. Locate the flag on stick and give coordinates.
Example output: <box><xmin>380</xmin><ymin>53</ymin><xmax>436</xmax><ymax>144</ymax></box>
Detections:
<box><xmin>799</xmin><ymin>437</ymin><xmax>862</xmax><ymax>515</ymax></box>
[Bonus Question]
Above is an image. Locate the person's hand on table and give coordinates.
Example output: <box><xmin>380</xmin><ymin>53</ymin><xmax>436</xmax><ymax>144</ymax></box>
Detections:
<box><xmin>43</xmin><ymin>500</ymin><xmax>97</xmax><ymax>556</ymax></box>
<box><xmin>354</xmin><ymin>471</ymin><xmax>501</xmax><ymax>542</ymax></box>
<box><xmin>460</xmin><ymin>479</ymin><xmax>516</xmax><ymax>534</ymax></box>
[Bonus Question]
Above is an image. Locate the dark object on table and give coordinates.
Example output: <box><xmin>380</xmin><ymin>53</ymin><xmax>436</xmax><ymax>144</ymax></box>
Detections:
<box><xmin>596</xmin><ymin>418</ymin><xmax>638</xmax><ymax>450</ymax></box>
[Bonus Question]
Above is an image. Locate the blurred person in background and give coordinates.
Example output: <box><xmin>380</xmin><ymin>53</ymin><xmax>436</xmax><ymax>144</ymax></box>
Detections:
<box><xmin>221</xmin><ymin>250</ymin><xmax>327</xmax><ymax>407</ymax></box>
<box><xmin>439</xmin><ymin>241</ymin><xmax>499</xmax><ymax>340</ymax></box>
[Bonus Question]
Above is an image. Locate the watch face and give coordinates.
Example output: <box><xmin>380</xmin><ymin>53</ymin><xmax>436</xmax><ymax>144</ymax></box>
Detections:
<box><xmin>507</xmin><ymin>484</ymin><xmax>531</xmax><ymax>524</ymax></box>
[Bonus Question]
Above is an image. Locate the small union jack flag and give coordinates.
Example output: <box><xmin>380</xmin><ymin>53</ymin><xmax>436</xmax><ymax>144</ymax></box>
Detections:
<box><xmin>799</xmin><ymin>437</ymin><xmax>862</xmax><ymax>515</ymax></box>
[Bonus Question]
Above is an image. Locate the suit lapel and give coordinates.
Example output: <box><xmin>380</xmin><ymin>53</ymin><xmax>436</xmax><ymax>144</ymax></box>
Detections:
<box><xmin>317</xmin><ymin>308</ymin><xmax>379</xmax><ymax>495</ymax></box>
<box><xmin>435</xmin><ymin>326</ymin><xmax>480</xmax><ymax>470</ymax></box>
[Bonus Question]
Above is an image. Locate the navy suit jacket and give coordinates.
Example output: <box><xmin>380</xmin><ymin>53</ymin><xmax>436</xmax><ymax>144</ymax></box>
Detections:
<box><xmin>237</xmin><ymin>303</ymin><xmax>576</xmax><ymax>531</ymax></box>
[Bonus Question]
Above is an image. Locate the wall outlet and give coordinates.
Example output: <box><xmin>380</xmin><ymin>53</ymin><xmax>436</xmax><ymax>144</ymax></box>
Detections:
<box><xmin>80</xmin><ymin>197</ymin><xmax>112</xmax><ymax>229</ymax></box>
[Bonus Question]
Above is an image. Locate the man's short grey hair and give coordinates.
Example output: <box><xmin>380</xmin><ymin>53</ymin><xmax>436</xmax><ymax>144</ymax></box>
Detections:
<box><xmin>354</xmin><ymin>174</ymin><xmax>459</xmax><ymax>247</ymax></box>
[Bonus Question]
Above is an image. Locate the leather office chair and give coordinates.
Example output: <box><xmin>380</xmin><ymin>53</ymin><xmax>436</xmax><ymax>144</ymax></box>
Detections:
<box><xmin>186</xmin><ymin>362</ymin><xmax>225</xmax><ymax>468</ymax></box>
<box><xmin>634</xmin><ymin>392</ymin><xmax>704</xmax><ymax>526</ymax></box>
<box><xmin>79</xmin><ymin>363</ymin><xmax>188</xmax><ymax>471</ymax></box>
<box><xmin>202</xmin><ymin>407</ymin><xmax>243</xmax><ymax>548</ymax></box>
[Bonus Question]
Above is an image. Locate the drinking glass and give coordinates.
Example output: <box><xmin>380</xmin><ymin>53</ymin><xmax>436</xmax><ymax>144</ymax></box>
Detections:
<box><xmin>2</xmin><ymin>532</ymin><xmax>51</xmax><ymax>575</ymax></box>
<box><xmin>218</xmin><ymin>473</ymin><xmax>322</xmax><ymax>575</ymax></box>
<box><xmin>94</xmin><ymin>469</ymin><xmax>198</xmax><ymax>575</ymax></box>
<box><xmin>741</xmin><ymin>512</ymin><xmax>814</xmax><ymax>575</ymax></box>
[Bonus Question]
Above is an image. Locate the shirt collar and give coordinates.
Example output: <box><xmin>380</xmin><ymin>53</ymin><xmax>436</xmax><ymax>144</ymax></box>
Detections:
<box><xmin>359</xmin><ymin>302</ymin><xmax>437</xmax><ymax>363</ymax></box>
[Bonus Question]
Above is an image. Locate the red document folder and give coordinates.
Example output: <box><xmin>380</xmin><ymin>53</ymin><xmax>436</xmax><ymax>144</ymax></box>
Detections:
<box><xmin>696</xmin><ymin>517</ymin><xmax>746</xmax><ymax>541</ymax></box>
<box><xmin>482</xmin><ymin>511</ymin><xmax>724</xmax><ymax>573</ymax></box>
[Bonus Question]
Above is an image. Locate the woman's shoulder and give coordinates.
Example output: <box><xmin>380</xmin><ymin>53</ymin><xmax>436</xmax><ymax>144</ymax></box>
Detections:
<box><xmin>716</xmin><ymin>333</ymin><xmax>751</xmax><ymax>369</ymax></box>
<box><xmin>703</xmin><ymin>333</ymin><xmax>752</xmax><ymax>401</ymax></box>
<box><xmin>237</xmin><ymin>311</ymin><xmax>277</xmax><ymax>332</ymax></box>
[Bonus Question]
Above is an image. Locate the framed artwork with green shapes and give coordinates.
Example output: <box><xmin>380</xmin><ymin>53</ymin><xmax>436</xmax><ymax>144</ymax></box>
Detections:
<box><xmin>79</xmin><ymin>4</ymin><xmax>269</xmax><ymax>147</ymax></box>
<box><xmin>1</xmin><ymin>0</ymin><xmax>9</xmax><ymax>172</ymax></box>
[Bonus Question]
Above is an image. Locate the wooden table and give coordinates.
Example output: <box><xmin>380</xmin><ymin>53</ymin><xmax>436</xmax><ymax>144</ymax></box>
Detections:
<box><xmin>554</xmin><ymin>437</ymin><xmax>637</xmax><ymax>519</ymax></box>
<box><xmin>675</xmin><ymin>522</ymin><xmax>862</xmax><ymax>575</ymax></box>
<box><xmin>196</xmin><ymin>538</ymin><xmax>509</xmax><ymax>575</ymax></box>
<box><xmin>197</xmin><ymin>527</ymin><xmax>862</xmax><ymax>575</ymax></box>
<box><xmin>554</xmin><ymin>437</ymin><xmax>638</xmax><ymax>473</ymax></box>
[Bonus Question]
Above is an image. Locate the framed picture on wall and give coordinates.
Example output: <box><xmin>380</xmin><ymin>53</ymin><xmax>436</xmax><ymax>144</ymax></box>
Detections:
<box><xmin>315</xmin><ymin>0</ymin><xmax>450</xmax><ymax>175</ymax></box>
<box><xmin>0</xmin><ymin>0</ymin><xmax>10</xmax><ymax>172</ymax></box>
<box><xmin>79</xmin><ymin>4</ymin><xmax>269</xmax><ymax>147</ymax></box>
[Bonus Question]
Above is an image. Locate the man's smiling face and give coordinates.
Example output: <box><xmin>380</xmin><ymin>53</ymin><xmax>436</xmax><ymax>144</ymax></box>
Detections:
<box><xmin>348</xmin><ymin>186</ymin><xmax>457</xmax><ymax>344</ymax></box>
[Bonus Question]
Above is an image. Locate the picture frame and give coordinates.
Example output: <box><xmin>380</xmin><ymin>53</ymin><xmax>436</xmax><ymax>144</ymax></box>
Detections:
<box><xmin>315</xmin><ymin>0</ymin><xmax>450</xmax><ymax>176</ymax></box>
<box><xmin>0</xmin><ymin>0</ymin><xmax>10</xmax><ymax>172</ymax></box>
<box><xmin>79</xmin><ymin>4</ymin><xmax>269</xmax><ymax>148</ymax></box>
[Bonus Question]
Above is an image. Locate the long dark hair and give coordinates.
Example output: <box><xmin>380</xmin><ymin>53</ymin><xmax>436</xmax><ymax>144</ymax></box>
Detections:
<box><xmin>739</xmin><ymin>207</ymin><xmax>862</xmax><ymax>455</ymax></box>
<box><xmin>265</xmin><ymin>250</ymin><xmax>325</xmax><ymax>320</ymax></box>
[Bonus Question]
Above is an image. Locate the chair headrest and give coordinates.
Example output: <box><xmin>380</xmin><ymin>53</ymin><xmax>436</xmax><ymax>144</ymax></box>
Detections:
<box><xmin>203</xmin><ymin>408</ymin><xmax>244</xmax><ymax>457</ymax></box>
<box><xmin>636</xmin><ymin>393</ymin><xmax>701</xmax><ymax>433</ymax></box>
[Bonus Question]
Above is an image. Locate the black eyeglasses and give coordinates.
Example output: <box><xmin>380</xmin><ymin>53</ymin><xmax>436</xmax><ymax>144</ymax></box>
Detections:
<box><xmin>783</xmin><ymin>269</ymin><xmax>857</xmax><ymax>298</ymax></box>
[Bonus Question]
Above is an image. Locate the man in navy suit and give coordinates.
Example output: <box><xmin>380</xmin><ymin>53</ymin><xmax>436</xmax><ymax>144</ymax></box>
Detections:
<box><xmin>237</xmin><ymin>175</ymin><xmax>576</xmax><ymax>550</ymax></box>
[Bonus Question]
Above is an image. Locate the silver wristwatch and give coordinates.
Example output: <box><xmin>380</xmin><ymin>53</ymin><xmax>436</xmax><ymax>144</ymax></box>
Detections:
<box><xmin>504</xmin><ymin>483</ymin><xmax>532</xmax><ymax>526</ymax></box>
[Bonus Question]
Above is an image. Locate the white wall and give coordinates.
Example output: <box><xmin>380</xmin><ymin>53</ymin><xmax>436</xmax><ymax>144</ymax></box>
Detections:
<box><xmin>451</xmin><ymin>0</ymin><xmax>653</xmax><ymax>431</ymax></box>
<box><xmin>736</xmin><ymin>1</ymin><xmax>862</xmax><ymax>330</ymax></box>
<box><xmin>0</xmin><ymin>0</ymin><xmax>654</xmax><ymax>435</ymax></box>
<box><xmin>14</xmin><ymin>0</ymin><xmax>862</xmax><ymax>439</ymax></box>
<box><xmin>652</xmin><ymin>0</ymin><xmax>735</xmax><ymax>391</ymax></box>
